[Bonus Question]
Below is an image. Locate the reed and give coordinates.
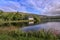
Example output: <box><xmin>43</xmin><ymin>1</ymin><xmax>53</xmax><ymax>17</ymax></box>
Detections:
<box><xmin>0</xmin><ymin>29</ymin><xmax>59</xmax><ymax>40</ymax></box>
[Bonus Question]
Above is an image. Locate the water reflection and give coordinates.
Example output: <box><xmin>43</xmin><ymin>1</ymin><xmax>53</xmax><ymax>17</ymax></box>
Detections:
<box><xmin>21</xmin><ymin>22</ymin><xmax>60</xmax><ymax>32</ymax></box>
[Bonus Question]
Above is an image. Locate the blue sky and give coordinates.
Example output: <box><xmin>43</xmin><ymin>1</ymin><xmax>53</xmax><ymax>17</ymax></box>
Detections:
<box><xmin>0</xmin><ymin>0</ymin><xmax>60</xmax><ymax>16</ymax></box>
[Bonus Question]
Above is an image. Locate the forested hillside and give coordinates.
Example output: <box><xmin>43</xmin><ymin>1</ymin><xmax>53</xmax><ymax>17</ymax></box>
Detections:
<box><xmin>0</xmin><ymin>10</ymin><xmax>41</xmax><ymax>27</ymax></box>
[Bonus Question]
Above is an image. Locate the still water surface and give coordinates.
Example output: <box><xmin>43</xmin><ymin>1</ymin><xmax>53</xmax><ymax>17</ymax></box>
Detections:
<box><xmin>21</xmin><ymin>22</ymin><xmax>60</xmax><ymax>32</ymax></box>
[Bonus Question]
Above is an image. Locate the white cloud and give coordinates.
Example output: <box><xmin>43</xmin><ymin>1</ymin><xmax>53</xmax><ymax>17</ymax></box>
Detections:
<box><xmin>0</xmin><ymin>0</ymin><xmax>27</xmax><ymax>12</ymax></box>
<box><xmin>0</xmin><ymin>0</ymin><xmax>60</xmax><ymax>16</ymax></box>
<box><xmin>42</xmin><ymin>0</ymin><xmax>60</xmax><ymax>16</ymax></box>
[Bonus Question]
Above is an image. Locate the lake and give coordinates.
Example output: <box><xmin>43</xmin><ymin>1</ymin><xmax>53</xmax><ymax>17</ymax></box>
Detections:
<box><xmin>21</xmin><ymin>22</ymin><xmax>60</xmax><ymax>32</ymax></box>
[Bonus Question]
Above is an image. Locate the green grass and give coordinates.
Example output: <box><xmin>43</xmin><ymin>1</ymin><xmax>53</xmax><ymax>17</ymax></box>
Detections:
<box><xmin>0</xmin><ymin>30</ymin><xmax>60</xmax><ymax>40</ymax></box>
<box><xmin>1</xmin><ymin>20</ymin><xmax>29</xmax><ymax>23</ymax></box>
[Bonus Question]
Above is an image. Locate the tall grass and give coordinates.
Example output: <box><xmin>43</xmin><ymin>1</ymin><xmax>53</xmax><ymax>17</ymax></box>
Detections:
<box><xmin>0</xmin><ymin>30</ymin><xmax>60</xmax><ymax>40</ymax></box>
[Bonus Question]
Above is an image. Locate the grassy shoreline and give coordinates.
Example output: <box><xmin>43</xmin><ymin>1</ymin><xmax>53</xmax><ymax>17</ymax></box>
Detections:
<box><xmin>0</xmin><ymin>28</ymin><xmax>60</xmax><ymax>40</ymax></box>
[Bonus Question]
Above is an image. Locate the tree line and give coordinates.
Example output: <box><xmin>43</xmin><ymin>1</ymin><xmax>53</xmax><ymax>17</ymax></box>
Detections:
<box><xmin>0</xmin><ymin>10</ymin><xmax>41</xmax><ymax>27</ymax></box>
